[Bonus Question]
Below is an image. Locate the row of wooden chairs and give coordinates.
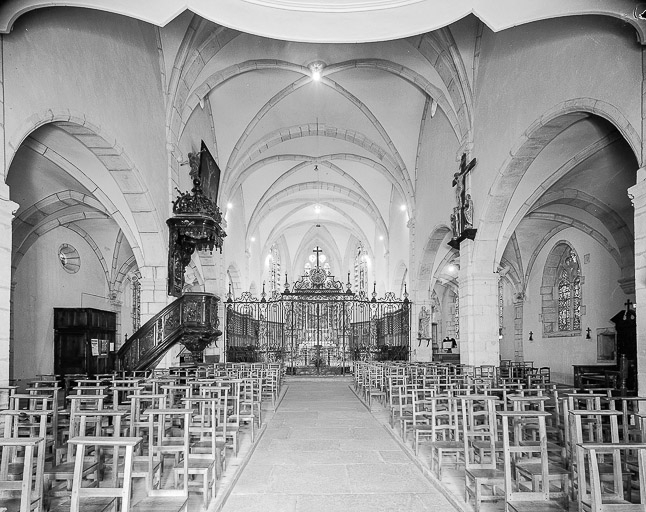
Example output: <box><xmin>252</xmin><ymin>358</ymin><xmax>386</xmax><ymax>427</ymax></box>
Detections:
<box><xmin>361</xmin><ymin>360</ymin><xmax>646</xmax><ymax>512</ymax></box>
<box><xmin>0</xmin><ymin>362</ymin><xmax>283</xmax><ymax>511</ymax></box>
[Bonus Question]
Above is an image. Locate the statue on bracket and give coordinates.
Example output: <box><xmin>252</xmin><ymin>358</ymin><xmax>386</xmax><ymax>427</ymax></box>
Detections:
<box><xmin>448</xmin><ymin>152</ymin><xmax>477</xmax><ymax>250</ymax></box>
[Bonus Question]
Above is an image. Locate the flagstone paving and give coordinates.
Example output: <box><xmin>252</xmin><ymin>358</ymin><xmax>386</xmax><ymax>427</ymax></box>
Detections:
<box><xmin>221</xmin><ymin>378</ymin><xmax>457</xmax><ymax>512</ymax></box>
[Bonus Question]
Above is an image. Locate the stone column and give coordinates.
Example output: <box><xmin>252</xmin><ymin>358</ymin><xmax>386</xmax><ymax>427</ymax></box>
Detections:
<box><xmin>513</xmin><ymin>296</ymin><xmax>525</xmax><ymax>361</ymax></box>
<box><xmin>0</xmin><ymin>39</ymin><xmax>16</xmax><ymax>385</ymax></box>
<box><xmin>139</xmin><ymin>266</ymin><xmax>173</xmax><ymax>369</ymax></box>
<box><xmin>628</xmin><ymin>174</ymin><xmax>646</xmax><ymax>396</ymax></box>
<box><xmin>458</xmin><ymin>239</ymin><xmax>500</xmax><ymax>366</ymax></box>
<box><xmin>197</xmin><ymin>250</ymin><xmax>224</xmax><ymax>361</ymax></box>
<box><xmin>0</xmin><ymin>184</ymin><xmax>18</xmax><ymax>385</ymax></box>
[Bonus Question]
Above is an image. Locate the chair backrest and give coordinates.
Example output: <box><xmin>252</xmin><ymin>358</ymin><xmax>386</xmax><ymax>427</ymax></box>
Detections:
<box><xmin>603</xmin><ymin>396</ymin><xmax>646</xmax><ymax>442</ymax></box>
<box><xmin>222</xmin><ymin>379</ymin><xmax>241</xmax><ymax>429</ymax></box>
<box><xmin>411</xmin><ymin>388</ymin><xmax>436</xmax><ymax>427</ymax></box>
<box><xmin>111</xmin><ymin>384</ymin><xmax>144</xmax><ymax>410</ymax></box>
<box><xmin>426</xmin><ymin>395</ymin><xmax>460</xmax><ymax>441</ymax></box>
<box><xmin>161</xmin><ymin>384</ymin><xmax>192</xmax><ymax>408</ymax></box>
<box><xmin>202</xmin><ymin>385</ymin><xmax>229</xmax><ymax>443</ymax></box>
<box><xmin>182</xmin><ymin>394</ymin><xmax>222</xmax><ymax>457</ymax></box>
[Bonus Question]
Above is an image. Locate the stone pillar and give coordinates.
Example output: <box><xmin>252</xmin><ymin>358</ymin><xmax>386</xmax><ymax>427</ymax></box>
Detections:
<box><xmin>513</xmin><ymin>295</ymin><xmax>525</xmax><ymax>361</ymax></box>
<box><xmin>628</xmin><ymin>174</ymin><xmax>646</xmax><ymax>396</ymax></box>
<box><xmin>139</xmin><ymin>266</ymin><xmax>173</xmax><ymax>369</ymax></box>
<box><xmin>458</xmin><ymin>239</ymin><xmax>500</xmax><ymax>366</ymax></box>
<box><xmin>197</xmin><ymin>250</ymin><xmax>224</xmax><ymax>361</ymax></box>
<box><xmin>0</xmin><ymin>36</ymin><xmax>4</xmax><ymax>176</ymax></box>
<box><xmin>0</xmin><ymin>184</ymin><xmax>18</xmax><ymax>385</ymax></box>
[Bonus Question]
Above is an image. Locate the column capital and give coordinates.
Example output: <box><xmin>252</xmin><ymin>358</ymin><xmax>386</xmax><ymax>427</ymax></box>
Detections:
<box><xmin>0</xmin><ymin>183</ymin><xmax>18</xmax><ymax>219</ymax></box>
<box><xmin>628</xmin><ymin>172</ymin><xmax>646</xmax><ymax>208</ymax></box>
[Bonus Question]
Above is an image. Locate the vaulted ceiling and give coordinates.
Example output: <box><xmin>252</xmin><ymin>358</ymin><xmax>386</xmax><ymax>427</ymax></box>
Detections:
<box><xmin>1</xmin><ymin>1</ymin><xmax>642</xmax><ymax>289</ymax></box>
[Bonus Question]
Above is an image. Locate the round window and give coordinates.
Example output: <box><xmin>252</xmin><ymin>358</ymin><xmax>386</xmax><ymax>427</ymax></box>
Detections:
<box><xmin>58</xmin><ymin>244</ymin><xmax>80</xmax><ymax>273</ymax></box>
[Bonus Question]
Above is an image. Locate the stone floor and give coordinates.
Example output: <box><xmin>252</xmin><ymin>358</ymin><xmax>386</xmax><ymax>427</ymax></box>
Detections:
<box><xmin>220</xmin><ymin>378</ymin><xmax>456</xmax><ymax>512</ymax></box>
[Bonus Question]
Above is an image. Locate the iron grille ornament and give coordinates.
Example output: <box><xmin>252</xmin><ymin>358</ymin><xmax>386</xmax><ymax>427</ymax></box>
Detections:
<box><xmin>167</xmin><ymin>158</ymin><xmax>226</xmax><ymax>297</ymax></box>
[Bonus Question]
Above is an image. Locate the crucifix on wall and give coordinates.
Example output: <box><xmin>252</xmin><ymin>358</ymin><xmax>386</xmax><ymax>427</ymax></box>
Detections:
<box><xmin>448</xmin><ymin>152</ymin><xmax>477</xmax><ymax>250</ymax></box>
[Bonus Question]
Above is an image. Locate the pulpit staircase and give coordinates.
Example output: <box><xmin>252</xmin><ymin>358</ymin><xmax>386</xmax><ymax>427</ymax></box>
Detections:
<box><xmin>117</xmin><ymin>292</ymin><xmax>221</xmax><ymax>372</ymax></box>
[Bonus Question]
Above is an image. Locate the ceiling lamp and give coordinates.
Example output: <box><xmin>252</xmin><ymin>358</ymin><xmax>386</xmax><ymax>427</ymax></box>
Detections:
<box><xmin>309</xmin><ymin>61</ymin><xmax>325</xmax><ymax>81</ymax></box>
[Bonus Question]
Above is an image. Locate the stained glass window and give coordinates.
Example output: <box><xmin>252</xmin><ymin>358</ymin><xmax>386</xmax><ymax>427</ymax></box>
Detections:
<box><xmin>498</xmin><ymin>278</ymin><xmax>504</xmax><ymax>334</ymax></box>
<box><xmin>269</xmin><ymin>244</ymin><xmax>281</xmax><ymax>293</ymax></box>
<box><xmin>354</xmin><ymin>243</ymin><xmax>368</xmax><ymax>293</ymax></box>
<box><xmin>131</xmin><ymin>274</ymin><xmax>141</xmax><ymax>331</ymax></box>
<box><xmin>557</xmin><ymin>249</ymin><xmax>581</xmax><ymax>332</ymax></box>
<box><xmin>454</xmin><ymin>293</ymin><xmax>460</xmax><ymax>340</ymax></box>
<box><xmin>573</xmin><ymin>277</ymin><xmax>581</xmax><ymax>330</ymax></box>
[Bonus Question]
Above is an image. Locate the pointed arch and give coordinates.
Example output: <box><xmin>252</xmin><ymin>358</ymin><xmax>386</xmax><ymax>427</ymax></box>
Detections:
<box><xmin>7</xmin><ymin>110</ymin><xmax>167</xmax><ymax>268</ymax></box>
<box><xmin>475</xmin><ymin>101</ymin><xmax>641</xmax><ymax>272</ymax></box>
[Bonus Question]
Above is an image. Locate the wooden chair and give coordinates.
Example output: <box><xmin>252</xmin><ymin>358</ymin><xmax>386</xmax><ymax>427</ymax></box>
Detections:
<box><xmin>578</xmin><ymin>443</ymin><xmax>646</xmax><ymax>512</ymax></box>
<box><xmin>603</xmin><ymin>396</ymin><xmax>646</xmax><ymax>443</ymax></box>
<box><xmin>389</xmin><ymin>382</ymin><xmax>411</xmax><ymax>431</ymax></box>
<box><xmin>239</xmin><ymin>377</ymin><xmax>262</xmax><ymax>443</ymax></box>
<box><xmin>43</xmin><ymin>397</ymin><xmax>107</xmax><ymax>498</ymax></box>
<box><xmin>0</xmin><ymin>437</ymin><xmax>46</xmax><ymax>512</ymax></box>
<box><xmin>427</xmin><ymin>395</ymin><xmax>464</xmax><ymax>480</ymax></box>
<box><xmin>365</xmin><ymin>363</ymin><xmax>387</xmax><ymax>409</ymax></box>
<box><xmin>570</xmin><ymin>410</ymin><xmax>630</xmax><ymax>510</ymax></box>
<box><xmin>260</xmin><ymin>367</ymin><xmax>280</xmax><ymax>411</ymax></box>
<box><xmin>462</xmin><ymin>395</ymin><xmax>505</xmax><ymax>512</ymax></box>
<box><xmin>174</xmin><ymin>396</ymin><xmax>220</xmax><ymax>507</ymax></box>
<box><xmin>67</xmin><ymin>436</ymin><xmax>141</xmax><ymax>512</ymax></box>
<box><xmin>220</xmin><ymin>379</ymin><xmax>241</xmax><ymax>456</ymax></box>
<box><xmin>202</xmin><ymin>385</ymin><xmax>229</xmax><ymax>477</ymax></box>
<box><xmin>396</xmin><ymin>384</ymin><xmax>414</xmax><ymax>443</ymax></box>
<box><xmin>130</xmin><ymin>408</ymin><xmax>192</xmax><ymax>512</ymax></box>
<box><xmin>562</xmin><ymin>393</ymin><xmax>605</xmax><ymax>467</ymax></box>
<box><xmin>499</xmin><ymin>410</ymin><xmax>567</xmax><ymax>512</ymax></box>
<box><xmin>411</xmin><ymin>387</ymin><xmax>435</xmax><ymax>456</ymax></box>
<box><xmin>125</xmin><ymin>394</ymin><xmax>165</xmax><ymax>489</ymax></box>
<box><xmin>510</xmin><ymin>396</ymin><xmax>569</xmax><ymax>504</ymax></box>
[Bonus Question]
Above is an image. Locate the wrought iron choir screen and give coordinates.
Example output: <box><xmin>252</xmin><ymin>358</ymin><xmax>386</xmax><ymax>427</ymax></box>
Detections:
<box><xmin>225</xmin><ymin>266</ymin><xmax>411</xmax><ymax>375</ymax></box>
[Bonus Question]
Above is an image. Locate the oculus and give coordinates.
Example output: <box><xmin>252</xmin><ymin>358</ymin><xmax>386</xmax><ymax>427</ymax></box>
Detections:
<box><xmin>58</xmin><ymin>244</ymin><xmax>80</xmax><ymax>274</ymax></box>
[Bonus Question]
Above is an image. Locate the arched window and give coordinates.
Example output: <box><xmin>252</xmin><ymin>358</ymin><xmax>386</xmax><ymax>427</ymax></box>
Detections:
<box><xmin>454</xmin><ymin>293</ymin><xmax>460</xmax><ymax>341</ymax></box>
<box><xmin>541</xmin><ymin>242</ymin><xmax>583</xmax><ymax>336</ymax></box>
<box><xmin>129</xmin><ymin>273</ymin><xmax>141</xmax><ymax>331</ymax></box>
<box><xmin>557</xmin><ymin>250</ymin><xmax>582</xmax><ymax>332</ymax></box>
<box><xmin>498</xmin><ymin>277</ymin><xmax>504</xmax><ymax>338</ymax></box>
<box><xmin>269</xmin><ymin>243</ymin><xmax>281</xmax><ymax>293</ymax></box>
<box><xmin>226</xmin><ymin>269</ymin><xmax>236</xmax><ymax>300</ymax></box>
<box><xmin>354</xmin><ymin>243</ymin><xmax>368</xmax><ymax>293</ymax></box>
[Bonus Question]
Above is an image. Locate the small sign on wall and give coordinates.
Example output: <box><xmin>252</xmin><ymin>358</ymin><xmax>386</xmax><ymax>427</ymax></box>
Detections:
<box><xmin>90</xmin><ymin>339</ymin><xmax>99</xmax><ymax>356</ymax></box>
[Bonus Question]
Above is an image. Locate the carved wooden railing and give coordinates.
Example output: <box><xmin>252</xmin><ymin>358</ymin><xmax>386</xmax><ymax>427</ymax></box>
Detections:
<box><xmin>117</xmin><ymin>292</ymin><xmax>221</xmax><ymax>372</ymax></box>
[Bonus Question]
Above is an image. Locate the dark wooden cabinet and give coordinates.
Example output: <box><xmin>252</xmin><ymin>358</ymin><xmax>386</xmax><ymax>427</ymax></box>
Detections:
<box><xmin>54</xmin><ymin>308</ymin><xmax>117</xmax><ymax>377</ymax></box>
